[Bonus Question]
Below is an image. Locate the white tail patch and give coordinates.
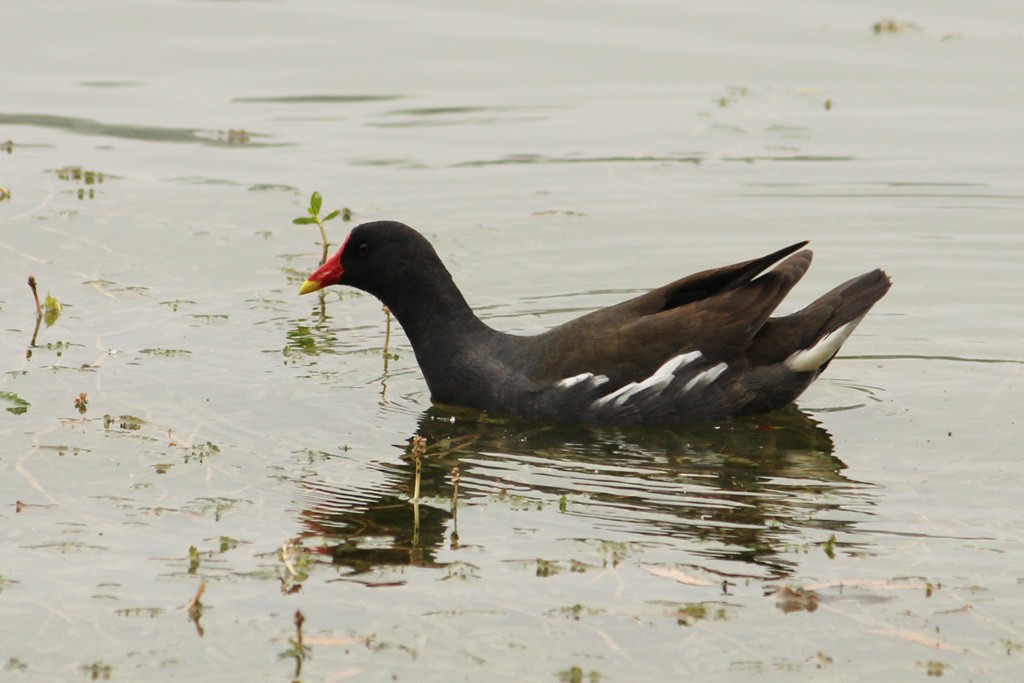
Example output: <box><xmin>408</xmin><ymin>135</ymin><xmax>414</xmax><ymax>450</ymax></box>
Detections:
<box><xmin>784</xmin><ymin>316</ymin><xmax>865</xmax><ymax>373</ymax></box>
<box><xmin>591</xmin><ymin>351</ymin><xmax>703</xmax><ymax>409</ymax></box>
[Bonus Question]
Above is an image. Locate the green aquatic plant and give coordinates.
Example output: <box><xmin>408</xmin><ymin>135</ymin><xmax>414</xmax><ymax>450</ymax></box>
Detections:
<box><xmin>4</xmin><ymin>657</ymin><xmax>28</xmax><ymax>672</ymax></box>
<box><xmin>293</xmin><ymin>191</ymin><xmax>345</xmax><ymax>265</ymax></box>
<box><xmin>1</xmin><ymin>391</ymin><xmax>30</xmax><ymax>415</ymax></box>
<box><xmin>114</xmin><ymin>607</ymin><xmax>164</xmax><ymax>618</ymax></box>
<box><xmin>556</xmin><ymin>665</ymin><xmax>601</xmax><ymax>683</ymax></box>
<box><xmin>185</xmin><ymin>441</ymin><xmax>220</xmax><ymax>464</ymax></box>
<box><xmin>279</xmin><ymin>610</ymin><xmax>310</xmax><ymax>679</ymax></box>
<box><xmin>536</xmin><ymin>558</ymin><xmax>560</xmax><ymax>577</ymax></box>
<box><xmin>54</xmin><ymin>165</ymin><xmax>106</xmax><ymax>200</ymax></box>
<box><xmin>279</xmin><ymin>538</ymin><xmax>314</xmax><ymax>593</ymax></box>
<box><xmin>103</xmin><ymin>413</ymin><xmax>145</xmax><ymax>431</ymax></box>
<box><xmin>80</xmin><ymin>661</ymin><xmax>113</xmax><ymax>680</ymax></box>
<box><xmin>823</xmin><ymin>533</ymin><xmax>837</xmax><ymax>559</ymax></box>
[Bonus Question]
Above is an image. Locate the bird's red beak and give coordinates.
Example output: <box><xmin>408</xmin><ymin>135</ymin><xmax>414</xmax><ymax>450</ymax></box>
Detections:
<box><xmin>299</xmin><ymin>247</ymin><xmax>344</xmax><ymax>295</ymax></box>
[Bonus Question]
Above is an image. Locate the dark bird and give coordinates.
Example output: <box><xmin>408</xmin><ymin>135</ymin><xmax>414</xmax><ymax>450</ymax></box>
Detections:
<box><xmin>299</xmin><ymin>221</ymin><xmax>890</xmax><ymax>424</ymax></box>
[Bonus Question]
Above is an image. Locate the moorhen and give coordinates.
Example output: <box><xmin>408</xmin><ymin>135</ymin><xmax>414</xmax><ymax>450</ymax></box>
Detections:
<box><xmin>299</xmin><ymin>221</ymin><xmax>891</xmax><ymax>424</ymax></box>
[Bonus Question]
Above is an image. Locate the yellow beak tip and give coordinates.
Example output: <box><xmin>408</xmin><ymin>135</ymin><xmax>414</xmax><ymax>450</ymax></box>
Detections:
<box><xmin>298</xmin><ymin>279</ymin><xmax>323</xmax><ymax>295</ymax></box>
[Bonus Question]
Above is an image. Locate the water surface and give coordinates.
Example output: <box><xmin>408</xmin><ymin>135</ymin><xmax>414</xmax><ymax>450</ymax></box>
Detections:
<box><xmin>2</xmin><ymin>1</ymin><xmax>1023</xmax><ymax>681</ymax></box>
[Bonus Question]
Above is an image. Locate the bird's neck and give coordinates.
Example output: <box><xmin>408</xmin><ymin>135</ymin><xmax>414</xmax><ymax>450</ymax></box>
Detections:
<box><xmin>378</xmin><ymin>266</ymin><xmax>503</xmax><ymax>392</ymax></box>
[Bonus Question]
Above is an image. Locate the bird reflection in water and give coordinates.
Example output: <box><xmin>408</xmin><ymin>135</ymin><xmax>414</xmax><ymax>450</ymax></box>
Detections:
<box><xmin>295</xmin><ymin>405</ymin><xmax>875</xmax><ymax>582</ymax></box>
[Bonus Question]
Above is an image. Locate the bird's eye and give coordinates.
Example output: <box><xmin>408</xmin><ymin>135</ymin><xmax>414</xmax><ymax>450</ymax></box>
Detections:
<box><xmin>358</xmin><ymin>242</ymin><xmax>370</xmax><ymax>256</ymax></box>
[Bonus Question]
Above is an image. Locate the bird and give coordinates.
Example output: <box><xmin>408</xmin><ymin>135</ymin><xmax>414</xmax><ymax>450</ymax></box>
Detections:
<box><xmin>299</xmin><ymin>221</ymin><xmax>891</xmax><ymax>424</ymax></box>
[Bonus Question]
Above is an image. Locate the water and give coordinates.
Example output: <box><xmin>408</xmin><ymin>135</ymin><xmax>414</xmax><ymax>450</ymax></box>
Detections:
<box><xmin>2</xmin><ymin>1</ymin><xmax>1023</xmax><ymax>680</ymax></box>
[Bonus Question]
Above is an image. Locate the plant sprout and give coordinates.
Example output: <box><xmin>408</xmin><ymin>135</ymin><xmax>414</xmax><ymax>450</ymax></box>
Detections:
<box><xmin>293</xmin><ymin>191</ymin><xmax>342</xmax><ymax>266</ymax></box>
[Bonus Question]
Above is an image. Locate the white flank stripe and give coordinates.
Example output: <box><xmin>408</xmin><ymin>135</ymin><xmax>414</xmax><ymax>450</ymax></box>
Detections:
<box><xmin>784</xmin><ymin>316</ymin><xmax>865</xmax><ymax>373</ymax></box>
<box><xmin>558</xmin><ymin>373</ymin><xmax>594</xmax><ymax>389</ymax></box>
<box><xmin>681</xmin><ymin>362</ymin><xmax>728</xmax><ymax>394</ymax></box>
<box><xmin>557</xmin><ymin>373</ymin><xmax>610</xmax><ymax>390</ymax></box>
<box><xmin>591</xmin><ymin>351</ymin><xmax>703</xmax><ymax>409</ymax></box>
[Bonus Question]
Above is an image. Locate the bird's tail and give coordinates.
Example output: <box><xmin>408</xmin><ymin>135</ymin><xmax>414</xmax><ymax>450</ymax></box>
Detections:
<box><xmin>781</xmin><ymin>269</ymin><xmax>892</xmax><ymax>372</ymax></box>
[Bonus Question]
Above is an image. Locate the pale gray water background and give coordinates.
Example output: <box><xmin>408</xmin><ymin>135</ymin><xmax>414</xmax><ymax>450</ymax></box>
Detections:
<box><xmin>2</xmin><ymin>1</ymin><xmax>1023</xmax><ymax>681</ymax></box>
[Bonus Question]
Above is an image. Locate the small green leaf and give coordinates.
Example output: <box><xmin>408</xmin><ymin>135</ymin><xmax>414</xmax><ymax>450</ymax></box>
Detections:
<box><xmin>823</xmin><ymin>534</ymin><xmax>836</xmax><ymax>559</ymax></box>
<box><xmin>323</xmin><ymin>209</ymin><xmax>341</xmax><ymax>222</ymax></box>
<box><xmin>292</xmin><ymin>216</ymin><xmax>316</xmax><ymax>225</ymax></box>
<box><xmin>309</xmin><ymin>191</ymin><xmax>322</xmax><ymax>215</ymax></box>
<box><xmin>1</xmin><ymin>391</ymin><xmax>30</xmax><ymax>415</ymax></box>
<box><xmin>43</xmin><ymin>294</ymin><xmax>62</xmax><ymax>327</ymax></box>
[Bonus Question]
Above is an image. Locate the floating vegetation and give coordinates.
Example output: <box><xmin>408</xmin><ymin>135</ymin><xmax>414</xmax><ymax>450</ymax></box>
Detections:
<box><xmin>216</xmin><ymin>536</ymin><xmax>242</xmax><ymax>552</ymax></box>
<box><xmin>716</xmin><ymin>85</ymin><xmax>750</xmax><ymax>108</ymax></box>
<box><xmin>188</xmin><ymin>313</ymin><xmax>229</xmax><ymax>323</ymax></box>
<box><xmin>74</xmin><ymin>392</ymin><xmax>88</xmax><ymax>414</ymax></box>
<box><xmin>54</xmin><ymin>165</ymin><xmax>105</xmax><ymax>184</ymax></box>
<box><xmin>139</xmin><ymin>348</ymin><xmax>192</xmax><ymax>358</ymax></box>
<box><xmin>773</xmin><ymin>585</ymin><xmax>820</xmax><ymax>613</ymax></box>
<box><xmin>282</xmin><ymin>324</ymin><xmax>342</xmax><ymax>357</ymax></box>
<box><xmin>556</xmin><ymin>665</ymin><xmax>601</xmax><ymax>683</ymax></box>
<box><xmin>873</xmin><ymin>19</ymin><xmax>921</xmax><ymax>34</ymax></box>
<box><xmin>550</xmin><ymin>603</ymin><xmax>604</xmax><ymax>621</ymax></box>
<box><xmin>279</xmin><ymin>538</ymin><xmax>314</xmax><ymax>593</ymax></box>
<box><xmin>23</xmin><ymin>540</ymin><xmax>108</xmax><ymax>553</ymax></box>
<box><xmin>532</xmin><ymin>209</ymin><xmax>588</xmax><ymax>217</ymax></box>
<box><xmin>53</xmin><ymin>166</ymin><xmax>107</xmax><ymax>200</ymax></box>
<box><xmin>114</xmin><ymin>607</ymin><xmax>164</xmax><ymax>618</ymax></box>
<box><xmin>489</xmin><ymin>489</ymin><xmax>544</xmax><ymax>511</ymax></box>
<box><xmin>1</xmin><ymin>391</ymin><xmax>30</xmax><ymax>415</ymax></box>
<box><xmin>103</xmin><ymin>414</ymin><xmax>145</xmax><ymax>431</ymax></box>
<box><xmin>823</xmin><ymin>533</ymin><xmax>837</xmax><ymax>559</ymax></box>
<box><xmin>671</xmin><ymin>602</ymin><xmax>731</xmax><ymax>626</ymax></box>
<box><xmin>25</xmin><ymin>337</ymin><xmax>83</xmax><ymax>364</ymax></box>
<box><xmin>185</xmin><ymin>441</ymin><xmax>220</xmax><ymax>464</ymax></box>
<box><xmin>80</xmin><ymin>661</ymin><xmax>113</xmax><ymax>681</ymax></box>
<box><xmin>159</xmin><ymin>299</ymin><xmax>196</xmax><ymax>312</ymax></box>
<box><xmin>36</xmin><ymin>444</ymin><xmax>91</xmax><ymax>457</ymax></box>
<box><xmin>919</xmin><ymin>660</ymin><xmax>948</xmax><ymax>677</ymax></box>
<box><xmin>82</xmin><ymin>279</ymin><xmax>149</xmax><ymax>295</ymax></box>
<box><xmin>4</xmin><ymin>657</ymin><xmax>28</xmax><ymax>672</ymax></box>
<box><xmin>291</xmin><ymin>448</ymin><xmax>335</xmax><ymax>464</ymax></box>
<box><xmin>595</xmin><ymin>541</ymin><xmax>629</xmax><ymax>568</ymax></box>
<box><xmin>183</xmin><ymin>497</ymin><xmax>247</xmax><ymax>521</ymax></box>
<box><xmin>535</xmin><ymin>558</ymin><xmax>560</xmax><ymax>578</ymax></box>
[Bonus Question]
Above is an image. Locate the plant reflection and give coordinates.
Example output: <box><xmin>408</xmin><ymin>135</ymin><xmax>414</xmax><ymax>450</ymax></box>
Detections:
<box><xmin>296</xmin><ymin>406</ymin><xmax>875</xmax><ymax>580</ymax></box>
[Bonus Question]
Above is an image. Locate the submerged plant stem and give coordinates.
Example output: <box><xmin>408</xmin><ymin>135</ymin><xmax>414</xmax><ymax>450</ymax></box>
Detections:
<box><xmin>26</xmin><ymin>276</ymin><xmax>42</xmax><ymax>352</ymax></box>
<box><xmin>317</xmin><ymin>220</ymin><xmax>329</xmax><ymax>266</ymax></box>
<box><xmin>382</xmin><ymin>305</ymin><xmax>392</xmax><ymax>355</ymax></box>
